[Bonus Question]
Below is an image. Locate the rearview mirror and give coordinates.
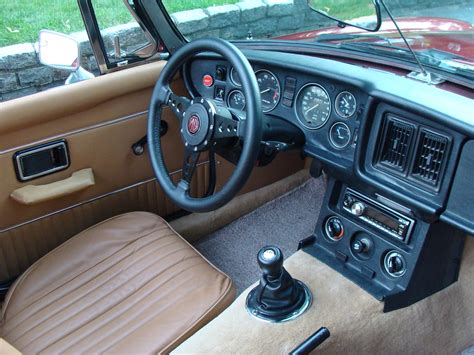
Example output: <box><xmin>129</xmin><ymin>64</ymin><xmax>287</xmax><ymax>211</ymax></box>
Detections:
<box><xmin>307</xmin><ymin>0</ymin><xmax>382</xmax><ymax>32</ymax></box>
<box><xmin>38</xmin><ymin>30</ymin><xmax>80</xmax><ymax>71</ymax></box>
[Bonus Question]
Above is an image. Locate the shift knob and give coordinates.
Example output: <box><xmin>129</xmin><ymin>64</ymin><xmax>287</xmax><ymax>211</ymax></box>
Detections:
<box><xmin>247</xmin><ymin>245</ymin><xmax>312</xmax><ymax>322</ymax></box>
<box><xmin>257</xmin><ymin>246</ymin><xmax>283</xmax><ymax>278</ymax></box>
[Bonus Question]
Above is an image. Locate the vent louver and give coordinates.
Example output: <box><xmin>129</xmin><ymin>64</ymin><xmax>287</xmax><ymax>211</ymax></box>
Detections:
<box><xmin>411</xmin><ymin>130</ymin><xmax>448</xmax><ymax>186</ymax></box>
<box><xmin>378</xmin><ymin>116</ymin><xmax>414</xmax><ymax>171</ymax></box>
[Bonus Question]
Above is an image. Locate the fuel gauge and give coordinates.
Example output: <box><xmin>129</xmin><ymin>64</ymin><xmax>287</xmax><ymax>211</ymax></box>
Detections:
<box><xmin>329</xmin><ymin>122</ymin><xmax>351</xmax><ymax>149</ymax></box>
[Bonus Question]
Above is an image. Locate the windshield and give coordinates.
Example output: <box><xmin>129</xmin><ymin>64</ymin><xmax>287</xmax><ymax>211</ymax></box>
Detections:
<box><xmin>162</xmin><ymin>0</ymin><xmax>474</xmax><ymax>79</ymax></box>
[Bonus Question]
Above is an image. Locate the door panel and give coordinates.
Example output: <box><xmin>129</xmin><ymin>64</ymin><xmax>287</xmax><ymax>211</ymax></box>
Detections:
<box><xmin>0</xmin><ymin>61</ymin><xmax>305</xmax><ymax>285</ymax></box>
<box><xmin>0</xmin><ymin>166</ymin><xmax>210</xmax><ymax>283</ymax></box>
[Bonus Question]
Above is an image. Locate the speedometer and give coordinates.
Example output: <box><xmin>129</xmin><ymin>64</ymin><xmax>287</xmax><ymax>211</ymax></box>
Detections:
<box><xmin>295</xmin><ymin>83</ymin><xmax>331</xmax><ymax>129</ymax></box>
<box><xmin>255</xmin><ymin>70</ymin><xmax>280</xmax><ymax>112</ymax></box>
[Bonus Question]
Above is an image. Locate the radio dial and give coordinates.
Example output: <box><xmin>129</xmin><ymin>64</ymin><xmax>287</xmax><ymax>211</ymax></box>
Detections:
<box><xmin>350</xmin><ymin>202</ymin><xmax>366</xmax><ymax>216</ymax></box>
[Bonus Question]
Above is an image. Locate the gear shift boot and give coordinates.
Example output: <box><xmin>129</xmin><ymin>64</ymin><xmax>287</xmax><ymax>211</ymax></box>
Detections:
<box><xmin>246</xmin><ymin>246</ymin><xmax>312</xmax><ymax>322</ymax></box>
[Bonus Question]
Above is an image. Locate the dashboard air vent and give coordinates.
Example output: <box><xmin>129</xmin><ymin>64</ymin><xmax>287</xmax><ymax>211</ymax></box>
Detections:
<box><xmin>411</xmin><ymin>130</ymin><xmax>448</xmax><ymax>186</ymax></box>
<box><xmin>378</xmin><ymin>116</ymin><xmax>414</xmax><ymax>171</ymax></box>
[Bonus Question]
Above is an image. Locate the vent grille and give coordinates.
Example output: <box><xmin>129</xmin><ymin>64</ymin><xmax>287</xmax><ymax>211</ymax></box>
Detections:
<box><xmin>378</xmin><ymin>117</ymin><xmax>414</xmax><ymax>171</ymax></box>
<box><xmin>411</xmin><ymin>131</ymin><xmax>448</xmax><ymax>186</ymax></box>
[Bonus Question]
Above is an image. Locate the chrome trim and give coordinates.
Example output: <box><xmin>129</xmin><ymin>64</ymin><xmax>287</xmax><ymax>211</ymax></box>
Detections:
<box><xmin>15</xmin><ymin>141</ymin><xmax>69</xmax><ymax>181</ymax></box>
<box><xmin>335</xmin><ymin>90</ymin><xmax>357</xmax><ymax>119</ymax></box>
<box><xmin>78</xmin><ymin>0</ymin><xmax>108</xmax><ymax>74</ymax></box>
<box><xmin>0</xmin><ymin>160</ymin><xmax>209</xmax><ymax>233</ymax></box>
<box><xmin>246</xmin><ymin>280</ymin><xmax>312</xmax><ymax>323</ymax></box>
<box><xmin>255</xmin><ymin>69</ymin><xmax>281</xmax><ymax>113</ymax></box>
<box><xmin>294</xmin><ymin>83</ymin><xmax>331</xmax><ymax>130</ymax></box>
<box><xmin>324</xmin><ymin>216</ymin><xmax>344</xmax><ymax>242</ymax></box>
<box><xmin>384</xmin><ymin>251</ymin><xmax>407</xmax><ymax>278</ymax></box>
<box><xmin>230</xmin><ymin>67</ymin><xmax>241</xmax><ymax>86</ymax></box>
<box><xmin>78</xmin><ymin>0</ymin><xmax>158</xmax><ymax>74</ymax></box>
<box><xmin>329</xmin><ymin>122</ymin><xmax>351</xmax><ymax>149</ymax></box>
<box><xmin>0</xmin><ymin>110</ymin><xmax>148</xmax><ymax>154</ymax></box>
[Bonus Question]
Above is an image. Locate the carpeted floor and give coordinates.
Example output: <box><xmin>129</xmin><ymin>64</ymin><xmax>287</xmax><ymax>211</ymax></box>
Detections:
<box><xmin>194</xmin><ymin>176</ymin><xmax>326</xmax><ymax>294</ymax></box>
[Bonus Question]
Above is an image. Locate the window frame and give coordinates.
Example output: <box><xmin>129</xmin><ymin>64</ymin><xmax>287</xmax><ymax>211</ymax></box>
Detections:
<box><xmin>77</xmin><ymin>0</ymin><xmax>162</xmax><ymax>74</ymax></box>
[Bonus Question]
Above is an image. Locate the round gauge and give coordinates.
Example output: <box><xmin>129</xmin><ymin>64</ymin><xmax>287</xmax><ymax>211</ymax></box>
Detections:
<box><xmin>227</xmin><ymin>90</ymin><xmax>246</xmax><ymax>111</ymax></box>
<box><xmin>335</xmin><ymin>91</ymin><xmax>357</xmax><ymax>118</ymax></box>
<box><xmin>295</xmin><ymin>83</ymin><xmax>331</xmax><ymax>129</ymax></box>
<box><xmin>255</xmin><ymin>70</ymin><xmax>280</xmax><ymax>112</ymax></box>
<box><xmin>329</xmin><ymin>122</ymin><xmax>352</xmax><ymax>149</ymax></box>
<box><xmin>230</xmin><ymin>67</ymin><xmax>241</xmax><ymax>86</ymax></box>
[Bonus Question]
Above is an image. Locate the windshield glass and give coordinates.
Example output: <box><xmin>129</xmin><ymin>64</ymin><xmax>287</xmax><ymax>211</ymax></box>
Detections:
<box><xmin>162</xmin><ymin>0</ymin><xmax>474</xmax><ymax>79</ymax></box>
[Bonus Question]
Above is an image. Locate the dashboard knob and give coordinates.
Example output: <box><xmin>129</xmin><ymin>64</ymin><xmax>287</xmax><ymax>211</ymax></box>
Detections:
<box><xmin>384</xmin><ymin>251</ymin><xmax>407</xmax><ymax>277</ymax></box>
<box><xmin>352</xmin><ymin>240</ymin><xmax>366</xmax><ymax>254</ymax></box>
<box><xmin>350</xmin><ymin>236</ymin><xmax>373</xmax><ymax>260</ymax></box>
<box><xmin>351</xmin><ymin>202</ymin><xmax>366</xmax><ymax>216</ymax></box>
<box><xmin>325</xmin><ymin>217</ymin><xmax>344</xmax><ymax>241</ymax></box>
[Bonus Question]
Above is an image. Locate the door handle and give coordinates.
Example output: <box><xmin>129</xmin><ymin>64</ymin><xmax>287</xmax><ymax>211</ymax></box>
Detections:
<box><xmin>10</xmin><ymin>168</ymin><xmax>95</xmax><ymax>205</ymax></box>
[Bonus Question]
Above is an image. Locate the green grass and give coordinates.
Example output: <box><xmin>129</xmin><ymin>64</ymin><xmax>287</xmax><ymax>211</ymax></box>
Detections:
<box><xmin>309</xmin><ymin>0</ymin><xmax>376</xmax><ymax>23</ymax></box>
<box><xmin>0</xmin><ymin>0</ymin><xmax>238</xmax><ymax>47</ymax></box>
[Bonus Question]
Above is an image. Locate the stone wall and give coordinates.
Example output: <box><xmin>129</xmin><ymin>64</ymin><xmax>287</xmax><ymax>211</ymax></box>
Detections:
<box><xmin>171</xmin><ymin>0</ymin><xmax>328</xmax><ymax>41</ymax></box>
<box><xmin>0</xmin><ymin>0</ymin><xmax>470</xmax><ymax>102</ymax></box>
<box><xmin>0</xmin><ymin>0</ymin><xmax>332</xmax><ymax>102</ymax></box>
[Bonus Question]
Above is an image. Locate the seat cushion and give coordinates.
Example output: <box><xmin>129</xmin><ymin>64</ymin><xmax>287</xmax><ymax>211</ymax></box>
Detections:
<box><xmin>0</xmin><ymin>212</ymin><xmax>235</xmax><ymax>354</ymax></box>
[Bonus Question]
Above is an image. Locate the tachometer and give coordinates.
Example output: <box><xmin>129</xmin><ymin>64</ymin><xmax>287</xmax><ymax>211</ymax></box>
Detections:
<box><xmin>227</xmin><ymin>90</ymin><xmax>246</xmax><ymax>111</ymax></box>
<box><xmin>295</xmin><ymin>83</ymin><xmax>331</xmax><ymax>129</ymax></box>
<box><xmin>255</xmin><ymin>70</ymin><xmax>280</xmax><ymax>112</ymax></box>
<box><xmin>335</xmin><ymin>91</ymin><xmax>357</xmax><ymax>118</ymax></box>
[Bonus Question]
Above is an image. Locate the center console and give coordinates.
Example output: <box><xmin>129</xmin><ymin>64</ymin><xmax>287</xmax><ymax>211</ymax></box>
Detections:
<box><xmin>302</xmin><ymin>177</ymin><xmax>466</xmax><ymax>311</ymax></box>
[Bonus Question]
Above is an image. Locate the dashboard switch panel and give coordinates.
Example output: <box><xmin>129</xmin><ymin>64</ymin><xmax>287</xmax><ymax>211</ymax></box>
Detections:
<box><xmin>282</xmin><ymin>76</ymin><xmax>297</xmax><ymax>107</ymax></box>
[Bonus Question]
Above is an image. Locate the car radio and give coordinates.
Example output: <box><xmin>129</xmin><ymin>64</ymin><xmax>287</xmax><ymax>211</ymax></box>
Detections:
<box><xmin>342</xmin><ymin>188</ymin><xmax>414</xmax><ymax>243</ymax></box>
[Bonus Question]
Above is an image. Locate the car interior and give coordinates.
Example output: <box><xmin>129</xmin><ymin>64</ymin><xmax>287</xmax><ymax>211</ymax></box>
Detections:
<box><xmin>0</xmin><ymin>0</ymin><xmax>473</xmax><ymax>354</ymax></box>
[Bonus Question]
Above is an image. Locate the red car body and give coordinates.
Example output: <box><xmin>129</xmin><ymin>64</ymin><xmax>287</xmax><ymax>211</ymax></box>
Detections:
<box><xmin>278</xmin><ymin>17</ymin><xmax>474</xmax><ymax>65</ymax></box>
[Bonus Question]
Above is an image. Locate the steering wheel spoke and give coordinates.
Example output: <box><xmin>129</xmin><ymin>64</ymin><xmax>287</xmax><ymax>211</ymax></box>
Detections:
<box><xmin>181</xmin><ymin>148</ymin><xmax>201</xmax><ymax>184</ymax></box>
<box><xmin>148</xmin><ymin>38</ymin><xmax>262</xmax><ymax>213</ymax></box>
<box><xmin>213</xmin><ymin>106</ymin><xmax>244</xmax><ymax>140</ymax></box>
<box><xmin>165</xmin><ymin>89</ymin><xmax>191</xmax><ymax>122</ymax></box>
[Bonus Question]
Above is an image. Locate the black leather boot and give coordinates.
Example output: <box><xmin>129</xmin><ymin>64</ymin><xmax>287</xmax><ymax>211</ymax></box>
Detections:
<box><xmin>246</xmin><ymin>246</ymin><xmax>312</xmax><ymax>322</ymax></box>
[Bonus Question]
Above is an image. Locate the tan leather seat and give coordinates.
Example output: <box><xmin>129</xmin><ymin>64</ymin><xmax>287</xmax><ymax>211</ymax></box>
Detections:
<box><xmin>0</xmin><ymin>212</ymin><xmax>235</xmax><ymax>354</ymax></box>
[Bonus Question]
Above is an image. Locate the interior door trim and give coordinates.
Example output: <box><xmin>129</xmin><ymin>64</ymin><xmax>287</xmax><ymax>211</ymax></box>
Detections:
<box><xmin>0</xmin><ymin>110</ymin><xmax>148</xmax><ymax>154</ymax></box>
<box><xmin>0</xmin><ymin>161</ymin><xmax>209</xmax><ymax>233</ymax></box>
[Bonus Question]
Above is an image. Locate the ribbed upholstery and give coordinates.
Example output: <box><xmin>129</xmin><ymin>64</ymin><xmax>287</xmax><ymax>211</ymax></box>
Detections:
<box><xmin>0</xmin><ymin>163</ymin><xmax>209</xmax><ymax>284</ymax></box>
<box><xmin>0</xmin><ymin>212</ymin><xmax>234</xmax><ymax>354</ymax></box>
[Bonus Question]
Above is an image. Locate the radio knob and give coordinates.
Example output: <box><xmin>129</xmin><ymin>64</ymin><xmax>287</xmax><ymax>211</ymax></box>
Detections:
<box><xmin>350</xmin><ymin>202</ymin><xmax>366</xmax><ymax>216</ymax></box>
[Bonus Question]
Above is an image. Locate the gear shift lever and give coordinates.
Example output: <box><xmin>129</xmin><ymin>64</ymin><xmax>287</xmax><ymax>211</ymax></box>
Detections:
<box><xmin>258</xmin><ymin>246</ymin><xmax>283</xmax><ymax>279</ymax></box>
<box><xmin>246</xmin><ymin>246</ymin><xmax>312</xmax><ymax>322</ymax></box>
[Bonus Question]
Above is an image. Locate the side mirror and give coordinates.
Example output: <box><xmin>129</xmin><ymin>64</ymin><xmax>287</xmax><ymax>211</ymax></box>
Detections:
<box><xmin>38</xmin><ymin>30</ymin><xmax>95</xmax><ymax>84</ymax></box>
<box><xmin>38</xmin><ymin>30</ymin><xmax>80</xmax><ymax>71</ymax></box>
<box><xmin>307</xmin><ymin>0</ymin><xmax>382</xmax><ymax>32</ymax></box>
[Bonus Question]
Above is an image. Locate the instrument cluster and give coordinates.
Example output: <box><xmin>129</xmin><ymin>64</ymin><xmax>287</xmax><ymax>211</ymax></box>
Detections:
<box><xmin>188</xmin><ymin>59</ymin><xmax>364</xmax><ymax>154</ymax></box>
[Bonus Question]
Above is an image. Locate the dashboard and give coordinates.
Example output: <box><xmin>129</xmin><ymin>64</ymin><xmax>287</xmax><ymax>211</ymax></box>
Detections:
<box><xmin>184</xmin><ymin>50</ymin><xmax>472</xmax><ymax>223</ymax></box>
<box><xmin>183</xmin><ymin>49</ymin><xmax>474</xmax><ymax>311</ymax></box>
<box><xmin>186</xmin><ymin>56</ymin><xmax>367</xmax><ymax>170</ymax></box>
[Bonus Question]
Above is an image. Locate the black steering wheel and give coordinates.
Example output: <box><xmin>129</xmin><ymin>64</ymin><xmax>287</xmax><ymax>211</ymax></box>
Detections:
<box><xmin>147</xmin><ymin>38</ymin><xmax>262</xmax><ymax>213</ymax></box>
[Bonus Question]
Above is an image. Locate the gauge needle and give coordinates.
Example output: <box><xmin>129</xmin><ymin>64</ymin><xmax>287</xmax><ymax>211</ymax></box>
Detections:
<box><xmin>260</xmin><ymin>88</ymin><xmax>271</xmax><ymax>94</ymax></box>
<box><xmin>305</xmin><ymin>103</ymin><xmax>319</xmax><ymax>114</ymax></box>
<box><xmin>343</xmin><ymin>97</ymin><xmax>349</xmax><ymax>106</ymax></box>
